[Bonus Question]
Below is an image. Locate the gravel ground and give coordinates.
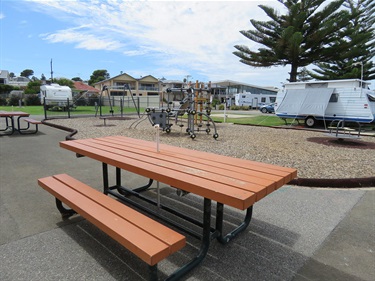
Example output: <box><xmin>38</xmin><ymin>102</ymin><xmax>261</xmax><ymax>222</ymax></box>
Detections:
<box><xmin>47</xmin><ymin>116</ymin><xmax>375</xmax><ymax>179</ymax></box>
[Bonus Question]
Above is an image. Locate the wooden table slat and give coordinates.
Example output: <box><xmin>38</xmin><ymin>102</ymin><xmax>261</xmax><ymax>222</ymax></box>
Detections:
<box><xmin>60</xmin><ymin>140</ymin><xmax>257</xmax><ymax>210</ymax></box>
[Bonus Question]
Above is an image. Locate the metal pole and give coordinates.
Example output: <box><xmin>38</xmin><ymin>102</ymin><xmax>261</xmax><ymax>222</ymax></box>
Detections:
<box><xmin>155</xmin><ymin>124</ymin><xmax>160</xmax><ymax>208</ymax></box>
<box><xmin>44</xmin><ymin>98</ymin><xmax>47</xmax><ymax>120</ymax></box>
<box><xmin>360</xmin><ymin>63</ymin><xmax>363</xmax><ymax>97</ymax></box>
<box><xmin>67</xmin><ymin>98</ymin><xmax>71</xmax><ymax>118</ymax></box>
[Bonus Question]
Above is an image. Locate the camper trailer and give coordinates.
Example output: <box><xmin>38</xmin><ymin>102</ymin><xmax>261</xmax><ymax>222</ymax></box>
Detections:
<box><xmin>234</xmin><ymin>93</ymin><xmax>276</xmax><ymax>108</ymax></box>
<box><xmin>275</xmin><ymin>79</ymin><xmax>375</xmax><ymax>127</ymax></box>
<box><xmin>40</xmin><ymin>83</ymin><xmax>73</xmax><ymax>109</ymax></box>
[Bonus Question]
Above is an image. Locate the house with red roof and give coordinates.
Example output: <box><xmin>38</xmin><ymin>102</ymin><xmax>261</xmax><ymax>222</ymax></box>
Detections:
<box><xmin>73</xmin><ymin>81</ymin><xmax>100</xmax><ymax>96</ymax></box>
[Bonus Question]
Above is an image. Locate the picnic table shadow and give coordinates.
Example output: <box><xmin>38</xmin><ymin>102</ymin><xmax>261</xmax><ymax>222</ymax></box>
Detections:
<box><xmin>55</xmin><ymin>186</ymin><xmax>305</xmax><ymax>281</ymax></box>
<box><xmin>0</xmin><ymin>131</ymin><xmax>46</xmax><ymax>137</ymax></box>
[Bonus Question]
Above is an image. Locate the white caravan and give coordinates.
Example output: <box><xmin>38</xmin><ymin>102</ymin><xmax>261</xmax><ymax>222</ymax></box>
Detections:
<box><xmin>275</xmin><ymin>79</ymin><xmax>375</xmax><ymax>127</ymax></box>
<box><xmin>234</xmin><ymin>93</ymin><xmax>276</xmax><ymax>108</ymax></box>
<box><xmin>40</xmin><ymin>83</ymin><xmax>73</xmax><ymax>109</ymax></box>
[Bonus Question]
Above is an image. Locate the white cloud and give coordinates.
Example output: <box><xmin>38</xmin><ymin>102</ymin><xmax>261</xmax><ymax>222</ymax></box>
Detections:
<box><xmin>27</xmin><ymin>0</ymin><xmax>287</xmax><ymax>85</ymax></box>
<box><xmin>40</xmin><ymin>25</ymin><xmax>124</xmax><ymax>51</ymax></box>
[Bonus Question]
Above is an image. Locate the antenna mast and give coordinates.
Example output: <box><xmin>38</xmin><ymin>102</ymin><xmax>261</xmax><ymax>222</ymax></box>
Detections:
<box><xmin>50</xmin><ymin>59</ymin><xmax>54</xmax><ymax>82</ymax></box>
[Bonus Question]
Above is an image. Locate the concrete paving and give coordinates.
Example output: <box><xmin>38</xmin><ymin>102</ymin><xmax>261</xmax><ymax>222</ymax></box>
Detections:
<box><xmin>1</xmin><ymin>118</ymin><xmax>374</xmax><ymax>280</ymax></box>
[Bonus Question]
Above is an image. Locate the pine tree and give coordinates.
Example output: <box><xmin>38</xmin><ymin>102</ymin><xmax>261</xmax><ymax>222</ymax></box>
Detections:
<box><xmin>233</xmin><ymin>0</ymin><xmax>349</xmax><ymax>82</ymax></box>
<box><xmin>310</xmin><ymin>0</ymin><xmax>375</xmax><ymax>80</ymax></box>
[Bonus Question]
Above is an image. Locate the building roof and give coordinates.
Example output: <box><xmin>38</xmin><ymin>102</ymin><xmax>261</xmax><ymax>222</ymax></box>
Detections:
<box><xmin>211</xmin><ymin>80</ymin><xmax>278</xmax><ymax>92</ymax></box>
<box><xmin>11</xmin><ymin>76</ymin><xmax>30</xmax><ymax>82</ymax></box>
<box><xmin>162</xmin><ymin>80</ymin><xmax>184</xmax><ymax>84</ymax></box>
<box><xmin>93</xmin><ymin>73</ymin><xmax>160</xmax><ymax>85</ymax></box>
<box><xmin>94</xmin><ymin>72</ymin><xmax>137</xmax><ymax>85</ymax></box>
<box><xmin>73</xmin><ymin>81</ymin><xmax>99</xmax><ymax>92</ymax></box>
<box><xmin>0</xmin><ymin>70</ymin><xmax>10</xmax><ymax>79</ymax></box>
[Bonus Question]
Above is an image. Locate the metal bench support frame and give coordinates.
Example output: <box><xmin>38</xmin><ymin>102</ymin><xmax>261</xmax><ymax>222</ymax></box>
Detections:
<box><xmin>101</xmin><ymin>163</ymin><xmax>253</xmax><ymax>280</ymax></box>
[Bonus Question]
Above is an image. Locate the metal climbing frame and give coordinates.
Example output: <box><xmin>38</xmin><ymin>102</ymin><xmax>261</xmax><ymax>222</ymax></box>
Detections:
<box><xmin>145</xmin><ymin>82</ymin><xmax>219</xmax><ymax>140</ymax></box>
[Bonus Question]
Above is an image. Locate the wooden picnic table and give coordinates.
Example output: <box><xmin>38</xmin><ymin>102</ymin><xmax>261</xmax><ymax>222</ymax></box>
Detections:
<box><xmin>57</xmin><ymin>135</ymin><xmax>297</xmax><ymax>279</ymax></box>
<box><xmin>0</xmin><ymin>111</ymin><xmax>30</xmax><ymax>135</ymax></box>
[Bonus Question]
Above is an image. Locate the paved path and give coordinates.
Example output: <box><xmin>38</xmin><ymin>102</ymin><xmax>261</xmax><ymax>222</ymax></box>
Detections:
<box><xmin>1</xmin><ymin>120</ymin><xmax>374</xmax><ymax>280</ymax></box>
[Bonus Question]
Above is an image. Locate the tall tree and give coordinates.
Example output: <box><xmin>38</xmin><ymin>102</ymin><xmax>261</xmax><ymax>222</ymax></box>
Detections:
<box><xmin>233</xmin><ymin>0</ymin><xmax>350</xmax><ymax>82</ymax></box>
<box><xmin>24</xmin><ymin>80</ymin><xmax>42</xmax><ymax>95</ymax></box>
<box><xmin>310</xmin><ymin>0</ymin><xmax>375</xmax><ymax>80</ymax></box>
<box><xmin>88</xmin><ymin>70</ymin><xmax>110</xmax><ymax>86</ymax></box>
<box><xmin>20</xmin><ymin>69</ymin><xmax>34</xmax><ymax>78</ymax></box>
<box><xmin>54</xmin><ymin>78</ymin><xmax>74</xmax><ymax>87</ymax></box>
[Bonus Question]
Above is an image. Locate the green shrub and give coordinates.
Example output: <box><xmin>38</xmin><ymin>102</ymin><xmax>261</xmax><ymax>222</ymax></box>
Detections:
<box><xmin>24</xmin><ymin>94</ymin><xmax>41</xmax><ymax>106</ymax></box>
<box><xmin>88</xmin><ymin>95</ymin><xmax>100</xmax><ymax>106</ymax></box>
<box><xmin>211</xmin><ymin>98</ymin><xmax>220</xmax><ymax>108</ymax></box>
<box><xmin>7</xmin><ymin>96</ymin><xmax>22</xmax><ymax>106</ymax></box>
<box><xmin>218</xmin><ymin>104</ymin><xmax>225</xmax><ymax>110</ymax></box>
<box><xmin>230</xmin><ymin>105</ymin><xmax>249</xmax><ymax>110</ymax></box>
<box><xmin>75</xmin><ymin>98</ymin><xmax>87</xmax><ymax>106</ymax></box>
<box><xmin>0</xmin><ymin>95</ymin><xmax>7</xmax><ymax>106</ymax></box>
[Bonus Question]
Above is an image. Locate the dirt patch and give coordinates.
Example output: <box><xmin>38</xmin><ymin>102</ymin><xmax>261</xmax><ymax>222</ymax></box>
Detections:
<box><xmin>307</xmin><ymin>137</ymin><xmax>375</xmax><ymax>150</ymax></box>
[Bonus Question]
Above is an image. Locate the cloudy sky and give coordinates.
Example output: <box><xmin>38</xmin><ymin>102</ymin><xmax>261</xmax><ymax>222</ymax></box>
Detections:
<box><xmin>1</xmin><ymin>0</ymin><xmax>365</xmax><ymax>88</ymax></box>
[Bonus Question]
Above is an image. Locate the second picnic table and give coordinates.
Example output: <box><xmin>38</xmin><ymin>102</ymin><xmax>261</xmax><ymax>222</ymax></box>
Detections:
<box><xmin>0</xmin><ymin>111</ymin><xmax>29</xmax><ymax>135</ymax></box>
<box><xmin>0</xmin><ymin>111</ymin><xmax>42</xmax><ymax>135</ymax></box>
<box><xmin>59</xmin><ymin>135</ymin><xmax>297</xmax><ymax>278</ymax></box>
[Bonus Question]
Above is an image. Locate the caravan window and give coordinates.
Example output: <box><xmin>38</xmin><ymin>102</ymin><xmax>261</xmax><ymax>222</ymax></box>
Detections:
<box><xmin>261</xmin><ymin>97</ymin><xmax>266</xmax><ymax>102</ymax></box>
<box><xmin>270</xmin><ymin>97</ymin><xmax>276</xmax><ymax>103</ymax></box>
<box><xmin>329</xmin><ymin>93</ymin><xmax>339</xmax><ymax>102</ymax></box>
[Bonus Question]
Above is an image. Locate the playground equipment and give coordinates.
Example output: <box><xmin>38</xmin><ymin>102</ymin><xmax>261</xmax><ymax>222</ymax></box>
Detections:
<box><xmin>133</xmin><ymin>81</ymin><xmax>219</xmax><ymax>140</ymax></box>
<box><xmin>326</xmin><ymin>120</ymin><xmax>362</xmax><ymax>140</ymax></box>
<box><xmin>95</xmin><ymin>84</ymin><xmax>140</xmax><ymax>118</ymax></box>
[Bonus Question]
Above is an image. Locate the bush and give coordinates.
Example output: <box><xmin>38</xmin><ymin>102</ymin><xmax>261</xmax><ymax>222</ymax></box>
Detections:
<box><xmin>211</xmin><ymin>98</ymin><xmax>220</xmax><ymax>108</ymax></box>
<box><xmin>0</xmin><ymin>95</ymin><xmax>7</xmax><ymax>106</ymax></box>
<box><xmin>24</xmin><ymin>94</ymin><xmax>41</xmax><ymax>106</ymax></box>
<box><xmin>7</xmin><ymin>96</ymin><xmax>22</xmax><ymax>106</ymax></box>
<box><xmin>218</xmin><ymin>104</ymin><xmax>225</xmax><ymax>110</ymax></box>
<box><xmin>88</xmin><ymin>95</ymin><xmax>100</xmax><ymax>106</ymax></box>
<box><xmin>230</xmin><ymin>105</ymin><xmax>249</xmax><ymax>110</ymax></box>
<box><xmin>75</xmin><ymin>98</ymin><xmax>88</xmax><ymax>106</ymax></box>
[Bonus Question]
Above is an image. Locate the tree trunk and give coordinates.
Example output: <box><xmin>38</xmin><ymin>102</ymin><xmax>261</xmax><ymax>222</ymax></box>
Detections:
<box><xmin>289</xmin><ymin>64</ymin><xmax>298</xmax><ymax>82</ymax></box>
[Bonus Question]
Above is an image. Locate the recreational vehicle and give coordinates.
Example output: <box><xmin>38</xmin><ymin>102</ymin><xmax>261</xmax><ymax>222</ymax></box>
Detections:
<box><xmin>234</xmin><ymin>93</ymin><xmax>276</xmax><ymax>108</ymax></box>
<box><xmin>275</xmin><ymin>79</ymin><xmax>375</xmax><ymax>127</ymax></box>
<box><xmin>40</xmin><ymin>83</ymin><xmax>73</xmax><ymax>109</ymax></box>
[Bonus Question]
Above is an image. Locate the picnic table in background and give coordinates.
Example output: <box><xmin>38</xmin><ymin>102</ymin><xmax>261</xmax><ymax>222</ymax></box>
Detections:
<box><xmin>0</xmin><ymin>111</ymin><xmax>42</xmax><ymax>135</ymax></box>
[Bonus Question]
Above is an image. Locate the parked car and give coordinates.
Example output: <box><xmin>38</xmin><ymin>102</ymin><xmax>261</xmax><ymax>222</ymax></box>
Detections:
<box><xmin>259</xmin><ymin>103</ymin><xmax>275</xmax><ymax>113</ymax></box>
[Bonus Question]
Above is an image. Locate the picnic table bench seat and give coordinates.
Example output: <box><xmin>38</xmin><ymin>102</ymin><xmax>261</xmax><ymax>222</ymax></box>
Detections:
<box><xmin>21</xmin><ymin>118</ymin><xmax>42</xmax><ymax>134</ymax></box>
<box><xmin>38</xmin><ymin>174</ymin><xmax>186</xmax><ymax>281</ymax></box>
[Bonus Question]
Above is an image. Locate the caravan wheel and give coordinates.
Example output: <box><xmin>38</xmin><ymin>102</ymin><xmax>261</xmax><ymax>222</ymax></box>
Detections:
<box><xmin>305</xmin><ymin>116</ymin><xmax>316</xmax><ymax>128</ymax></box>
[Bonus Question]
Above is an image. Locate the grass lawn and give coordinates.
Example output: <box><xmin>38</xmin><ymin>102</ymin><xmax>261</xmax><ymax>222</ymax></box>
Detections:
<box><xmin>0</xmin><ymin>106</ymin><xmax>45</xmax><ymax>115</ymax></box>
<box><xmin>0</xmin><ymin>105</ymin><xmax>143</xmax><ymax>116</ymax></box>
<box><xmin>209</xmin><ymin>115</ymin><xmax>297</xmax><ymax>126</ymax></box>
